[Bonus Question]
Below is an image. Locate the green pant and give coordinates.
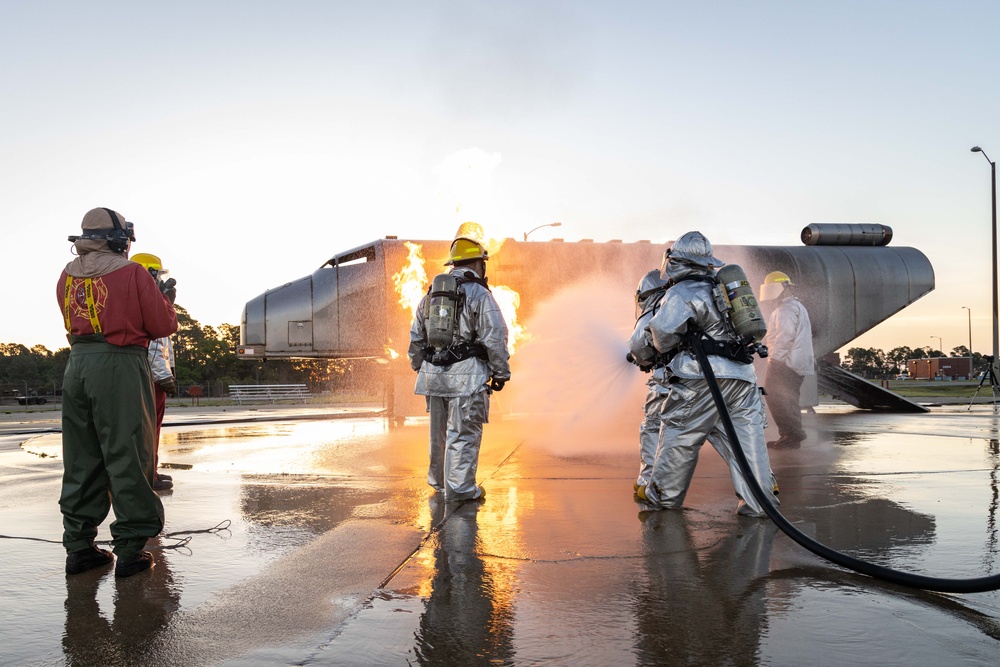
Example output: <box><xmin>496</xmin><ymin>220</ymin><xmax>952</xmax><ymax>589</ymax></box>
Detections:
<box><xmin>60</xmin><ymin>336</ymin><xmax>164</xmax><ymax>558</ymax></box>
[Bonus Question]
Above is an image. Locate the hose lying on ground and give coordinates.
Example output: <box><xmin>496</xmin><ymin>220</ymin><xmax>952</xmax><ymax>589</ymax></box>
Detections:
<box><xmin>690</xmin><ymin>334</ymin><xmax>1000</xmax><ymax>594</ymax></box>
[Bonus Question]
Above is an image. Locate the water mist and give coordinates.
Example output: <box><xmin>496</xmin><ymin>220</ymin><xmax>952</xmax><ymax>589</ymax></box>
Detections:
<box><xmin>505</xmin><ymin>277</ymin><xmax>650</xmax><ymax>456</ymax></box>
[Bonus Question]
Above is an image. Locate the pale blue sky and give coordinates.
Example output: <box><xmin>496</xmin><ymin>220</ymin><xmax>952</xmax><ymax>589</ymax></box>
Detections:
<box><xmin>2</xmin><ymin>1</ymin><xmax>999</xmax><ymax>354</ymax></box>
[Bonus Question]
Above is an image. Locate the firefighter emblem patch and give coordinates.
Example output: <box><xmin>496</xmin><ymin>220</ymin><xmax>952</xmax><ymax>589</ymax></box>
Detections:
<box><xmin>69</xmin><ymin>277</ymin><xmax>108</xmax><ymax>319</ymax></box>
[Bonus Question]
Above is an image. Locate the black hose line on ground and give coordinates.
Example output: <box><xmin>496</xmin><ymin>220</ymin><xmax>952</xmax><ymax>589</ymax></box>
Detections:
<box><xmin>689</xmin><ymin>334</ymin><xmax>1000</xmax><ymax>594</ymax></box>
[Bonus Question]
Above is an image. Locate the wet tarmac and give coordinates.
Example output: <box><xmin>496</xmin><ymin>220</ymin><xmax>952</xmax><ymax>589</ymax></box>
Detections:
<box><xmin>1</xmin><ymin>401</ymin><xmax>999</xmax><ymax>666</ymax></box>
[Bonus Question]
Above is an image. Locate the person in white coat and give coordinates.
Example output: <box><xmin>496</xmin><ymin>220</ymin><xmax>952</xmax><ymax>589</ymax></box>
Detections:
<box><xmin>759</xmin><ymin>271</ymin><xmax>815</xmax><ymax>448</ymax></box>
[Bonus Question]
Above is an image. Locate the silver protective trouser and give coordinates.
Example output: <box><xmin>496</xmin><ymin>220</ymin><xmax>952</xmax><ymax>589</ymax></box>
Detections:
<box><xmin>646</xmin><ymin>376</ymin><xmax>778</xmax><ymax>517</ymax></box>
<box><xmin>638</xmin><ymin>373</ymin><xmax>670</xmax><ymax>487</ymax></box>
<box><xmin>427</xmin><ymin>391</ymin><xmax>488</xmax><ymax>499</ymax></box>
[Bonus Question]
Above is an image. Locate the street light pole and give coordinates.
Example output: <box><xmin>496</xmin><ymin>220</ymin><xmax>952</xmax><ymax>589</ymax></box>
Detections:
<box><xmin>972</xmin><ymin>147</ymin><xmax>998</xmax><ymax>386</ymax></box>
<box><xmin>523</xmin><ymin>221</ymin><xmax>562</xmax><ymax>242</ymax></box>
<box><xmin>963</xmin><ymin>306</ymin><xmax>973</xmax><ymax>355</ymax></box>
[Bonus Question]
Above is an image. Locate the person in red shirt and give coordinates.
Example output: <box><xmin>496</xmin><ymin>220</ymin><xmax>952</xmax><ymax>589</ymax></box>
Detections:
<box><xmin>58</xmin><ymin>207</ymin><xmax>178</xmax><ymax>578</ymax></box>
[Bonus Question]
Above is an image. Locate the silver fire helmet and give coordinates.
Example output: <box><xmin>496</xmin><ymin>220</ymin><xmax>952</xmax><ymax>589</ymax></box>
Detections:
<box><xmin>665</xmin><ymin>231</ymin><xmax>725</xmax><ymax>268</ymax></box>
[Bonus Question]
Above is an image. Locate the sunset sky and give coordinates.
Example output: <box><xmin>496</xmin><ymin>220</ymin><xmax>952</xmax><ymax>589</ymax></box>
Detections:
<box><xmin>3</xmin><ymin>1</ymin><xmax>999</xmax><ymax>355</ymax></box>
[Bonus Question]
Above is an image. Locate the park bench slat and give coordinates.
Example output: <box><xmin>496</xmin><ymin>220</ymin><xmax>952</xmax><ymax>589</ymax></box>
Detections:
<box><xmin>227</xmin><ymin>384</ymin><xmax>311</xmax><ymax>405</ymax></box>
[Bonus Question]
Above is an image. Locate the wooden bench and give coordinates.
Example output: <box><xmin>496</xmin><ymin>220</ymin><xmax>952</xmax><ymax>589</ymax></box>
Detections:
<box><xmin>228</xmin><ymin>384</ymin><xmax>311</xmax><ymax>405</ymax></box>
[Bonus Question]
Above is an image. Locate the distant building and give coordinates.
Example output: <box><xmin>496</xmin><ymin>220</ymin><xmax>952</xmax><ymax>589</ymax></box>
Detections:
<box><xmin>906</xmin><ymin>357</ymin><xmax>972</xmax><ymax>380</ymax></box>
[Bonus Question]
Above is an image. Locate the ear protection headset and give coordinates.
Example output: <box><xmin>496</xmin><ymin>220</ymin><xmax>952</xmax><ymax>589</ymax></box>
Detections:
<box><xmin>67</xmin><ymin>208</ymin><xmax>136</xmax><ymax>254</ymax></box>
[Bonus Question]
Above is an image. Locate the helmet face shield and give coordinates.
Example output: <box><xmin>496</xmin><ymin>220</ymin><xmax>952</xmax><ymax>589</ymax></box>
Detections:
<box><xmin>759</xmin><ymin>281</ymin><xmax>784</xmax><ymax>302</ymax></box>
<box><xmin>760</xmin><ymin>270</ymin><xmax>793</xmax><ymax>302</ymax></box>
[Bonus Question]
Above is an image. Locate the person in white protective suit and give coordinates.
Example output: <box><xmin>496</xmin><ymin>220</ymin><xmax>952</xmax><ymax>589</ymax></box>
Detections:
<box><xmin>638</xmin><ymin>231</ymin><xmax>778</xmax><ymax>518</ymax></box>
<box><xmin>759</xmin><ymin>271</ymin><xmax>815</xmax><ymax>448</ymax></box>
<box><xmin>626</xmin><ymin>267</ymin><xmax>671</xmax><ymax>497</ymax></box>
<box><xmin>408</xmin><ymin>222</ymin><xmax>511</xmax><ymax>501</ymax></box>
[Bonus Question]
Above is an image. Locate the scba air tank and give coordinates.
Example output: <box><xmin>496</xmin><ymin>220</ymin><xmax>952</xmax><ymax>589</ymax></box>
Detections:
<box><xmin>715</xmin><ymin>264</ymin><xmax>767</xmax><ymax>343</ymax></box>
<box><xmin>426</xmin><ymin>273</ymin><xmax>460</xmax><ymax>349</ymax></box>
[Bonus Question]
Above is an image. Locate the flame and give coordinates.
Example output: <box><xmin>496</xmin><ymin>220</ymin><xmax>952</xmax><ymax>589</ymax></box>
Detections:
<box><xmin>493</xmin><ymin>284</ymin><xmax>530</xmax><ymax>354</ymax></box>
<box><xmin>391</xmin><ymin>239</ymin><xmax>528</xmax><ymax>356</ymax></box>
<box><xmin>392</xmin><ymin>242</ymin><xmax>429</xmax><ymax>318</ymax></box>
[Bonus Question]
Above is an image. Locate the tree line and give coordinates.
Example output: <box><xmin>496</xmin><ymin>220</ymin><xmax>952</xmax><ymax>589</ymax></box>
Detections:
<box><xmin>0</xmin><ymin>305</ymin><xmax>379</xmax><ymax>402</ymax></box>
<box><xmin>842</xmin><ymin>344</ymin><xmax>984</xmax><ymax>379</ymax></box>
<box><xmin>4</xmin><ymin>310</ymin><xmax>983</xmax><ymax>402</ymax></box>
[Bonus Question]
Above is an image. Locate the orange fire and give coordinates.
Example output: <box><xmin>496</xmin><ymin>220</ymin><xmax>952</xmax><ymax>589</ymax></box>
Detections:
<box><xmin>493</xmin><ymin>285</ymin><xmax>530</xmax><ymax>354</ymax></box>
<box><xmin>391</xmin><ymin>241</ymin><xmax>528</xmax><ymax>355</ymax></box>
<box><xmin>393</xmin><ymin>242</ymin><xmax>429</xmax><ymax>317</ymax></box>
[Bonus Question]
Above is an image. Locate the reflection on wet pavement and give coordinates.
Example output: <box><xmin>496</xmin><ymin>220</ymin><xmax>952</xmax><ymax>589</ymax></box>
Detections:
<box><xmin>2</xmin><ymin>407</ymin><xmax>1000</xmax><ymax>665</ymax></box>
<box><xmin>63</xmin><ymin>551</ymin><xmax>180</xmax><ymax>666</ymax></box>
<box><xmin>634</xmin><ymin>511</ymin><xmax>778</xmax><ymax>665</ymax></box>
<box><xmin>414</xmin><ymin>499</ymin><xmax>517</xmax><ymax>665</ymax></box>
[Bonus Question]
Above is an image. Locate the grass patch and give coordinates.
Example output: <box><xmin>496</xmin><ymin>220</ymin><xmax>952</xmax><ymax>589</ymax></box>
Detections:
<box><xmin>885</xmin><ymin>381</ymin><xmax>983</xmax><ymax>398</ymax></box>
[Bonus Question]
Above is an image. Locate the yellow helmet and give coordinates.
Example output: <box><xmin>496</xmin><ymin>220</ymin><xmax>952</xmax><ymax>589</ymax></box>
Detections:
<box><xmin>445</xmin><ymin>221</ymin><xmax>489</xmax><ymax>265</ymax></box>
<box><xmin>760</xmin><ymin>271</ymin><xmax>793</xmax><ymax>302</ymax></box>
<box><xmin>131</xmin><ymin>252</ymin><xmax>163</xmax><ymax>272</ymax></box>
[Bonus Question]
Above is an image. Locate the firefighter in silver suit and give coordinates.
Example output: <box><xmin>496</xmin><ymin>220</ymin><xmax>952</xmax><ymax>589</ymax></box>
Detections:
<box><xmin>640</xmin><ymin>231</ymin><xmax>778</xmax><ymax>517</ymax></box>
<box><xmin>626</xmin><ymin>268</ymin><xmax>671</xmax><ymax>497</ymax></box>
<box><xmin>408</xmin><ymin>223</ymin><xmax>511</xmax><ymax>501</ymax></box>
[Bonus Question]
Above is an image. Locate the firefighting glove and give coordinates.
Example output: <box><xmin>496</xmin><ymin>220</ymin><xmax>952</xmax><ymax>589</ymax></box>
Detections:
<box><xmin>159</xmin><ymin>277</ymin><xmax>177</xmax><ymax>304</ymax></box>
<box><xmin>156</xmin><ymin>378</ymin><xmax>177</xmax><ymax>397</ymax></box>
<box><xmin>490</xmin><ymin>378</ymin><xmax>506</xmax><ymax>392</ymax></box>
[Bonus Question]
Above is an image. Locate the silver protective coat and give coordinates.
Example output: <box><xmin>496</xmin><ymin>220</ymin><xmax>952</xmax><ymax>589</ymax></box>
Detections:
<box><xmin>408</xmin><ymin>267</ymin><xmax>510</xmax><ymax>499</ymax></box>
<box><xmin>649</xmin><ymin>264</ymin><xmax>756</xmax><ymax>383</ymax></box>
<box><xmin>408</xmin><ymin>268</ymin><xmax>511</xmax><ymax>397</ymax></box>
<box><xmin>147</xmin><ymin>336</ymin><xmax>174</xmax><ymax>383</ymax></box>
<box><xmin>645</xmin><ymin>261</ymin><xmax>777</xmax><ymax>517</ymax></box>
<box><xmin>628</xmin><ymin>269</ymin><xmax>670</xmax><ymax>487</ymax></box>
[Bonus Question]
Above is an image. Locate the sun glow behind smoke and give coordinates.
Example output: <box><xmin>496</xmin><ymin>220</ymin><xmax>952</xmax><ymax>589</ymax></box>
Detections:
<box><xmin>432</xmin><ymin>148</ymin><xmax>503</xmax><ymax>228</ymax></box>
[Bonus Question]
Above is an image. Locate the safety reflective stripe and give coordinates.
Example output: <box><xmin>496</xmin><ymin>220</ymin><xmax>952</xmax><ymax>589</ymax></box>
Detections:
<box><xmin>63</xmin><ymin>275</ymin><xmax>72</xmax><ymax>331</ymax></box>
<box><xmin>84</xmin><ymin>279</ymin><xmax>102</xmax><ymax>333</ymax></box>
<box><xmin>63</xmin><ymin>276</ymin><xmax>102</xmax><ymax>334</ymax></box>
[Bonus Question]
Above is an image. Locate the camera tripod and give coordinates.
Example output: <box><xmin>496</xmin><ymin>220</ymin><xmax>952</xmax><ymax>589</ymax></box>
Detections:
<box><xmin>968</xmin><ymin>356</ymin><xmax>1000</xmax><ymax>411</ymax></box>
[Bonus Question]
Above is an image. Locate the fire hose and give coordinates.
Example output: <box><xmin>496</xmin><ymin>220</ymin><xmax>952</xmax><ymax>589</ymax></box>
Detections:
<box><xmin>689</xmin><ymin>333</ymin><xmax>1000</xmax><ymax>594</ymax></box>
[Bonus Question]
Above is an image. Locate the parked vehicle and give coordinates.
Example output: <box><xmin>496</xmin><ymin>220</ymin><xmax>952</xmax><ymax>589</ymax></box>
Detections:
<box><xmin>16</xmin><ymin>392</ymin><xmax>47</xmax><ymax>406</ymax></box>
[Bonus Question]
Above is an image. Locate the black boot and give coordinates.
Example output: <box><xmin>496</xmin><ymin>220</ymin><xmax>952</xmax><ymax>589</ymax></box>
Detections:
<box><xmin>65</xmin><ymin>546</ymin><xmax>113</xmax><ymax>575</ymax></box>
